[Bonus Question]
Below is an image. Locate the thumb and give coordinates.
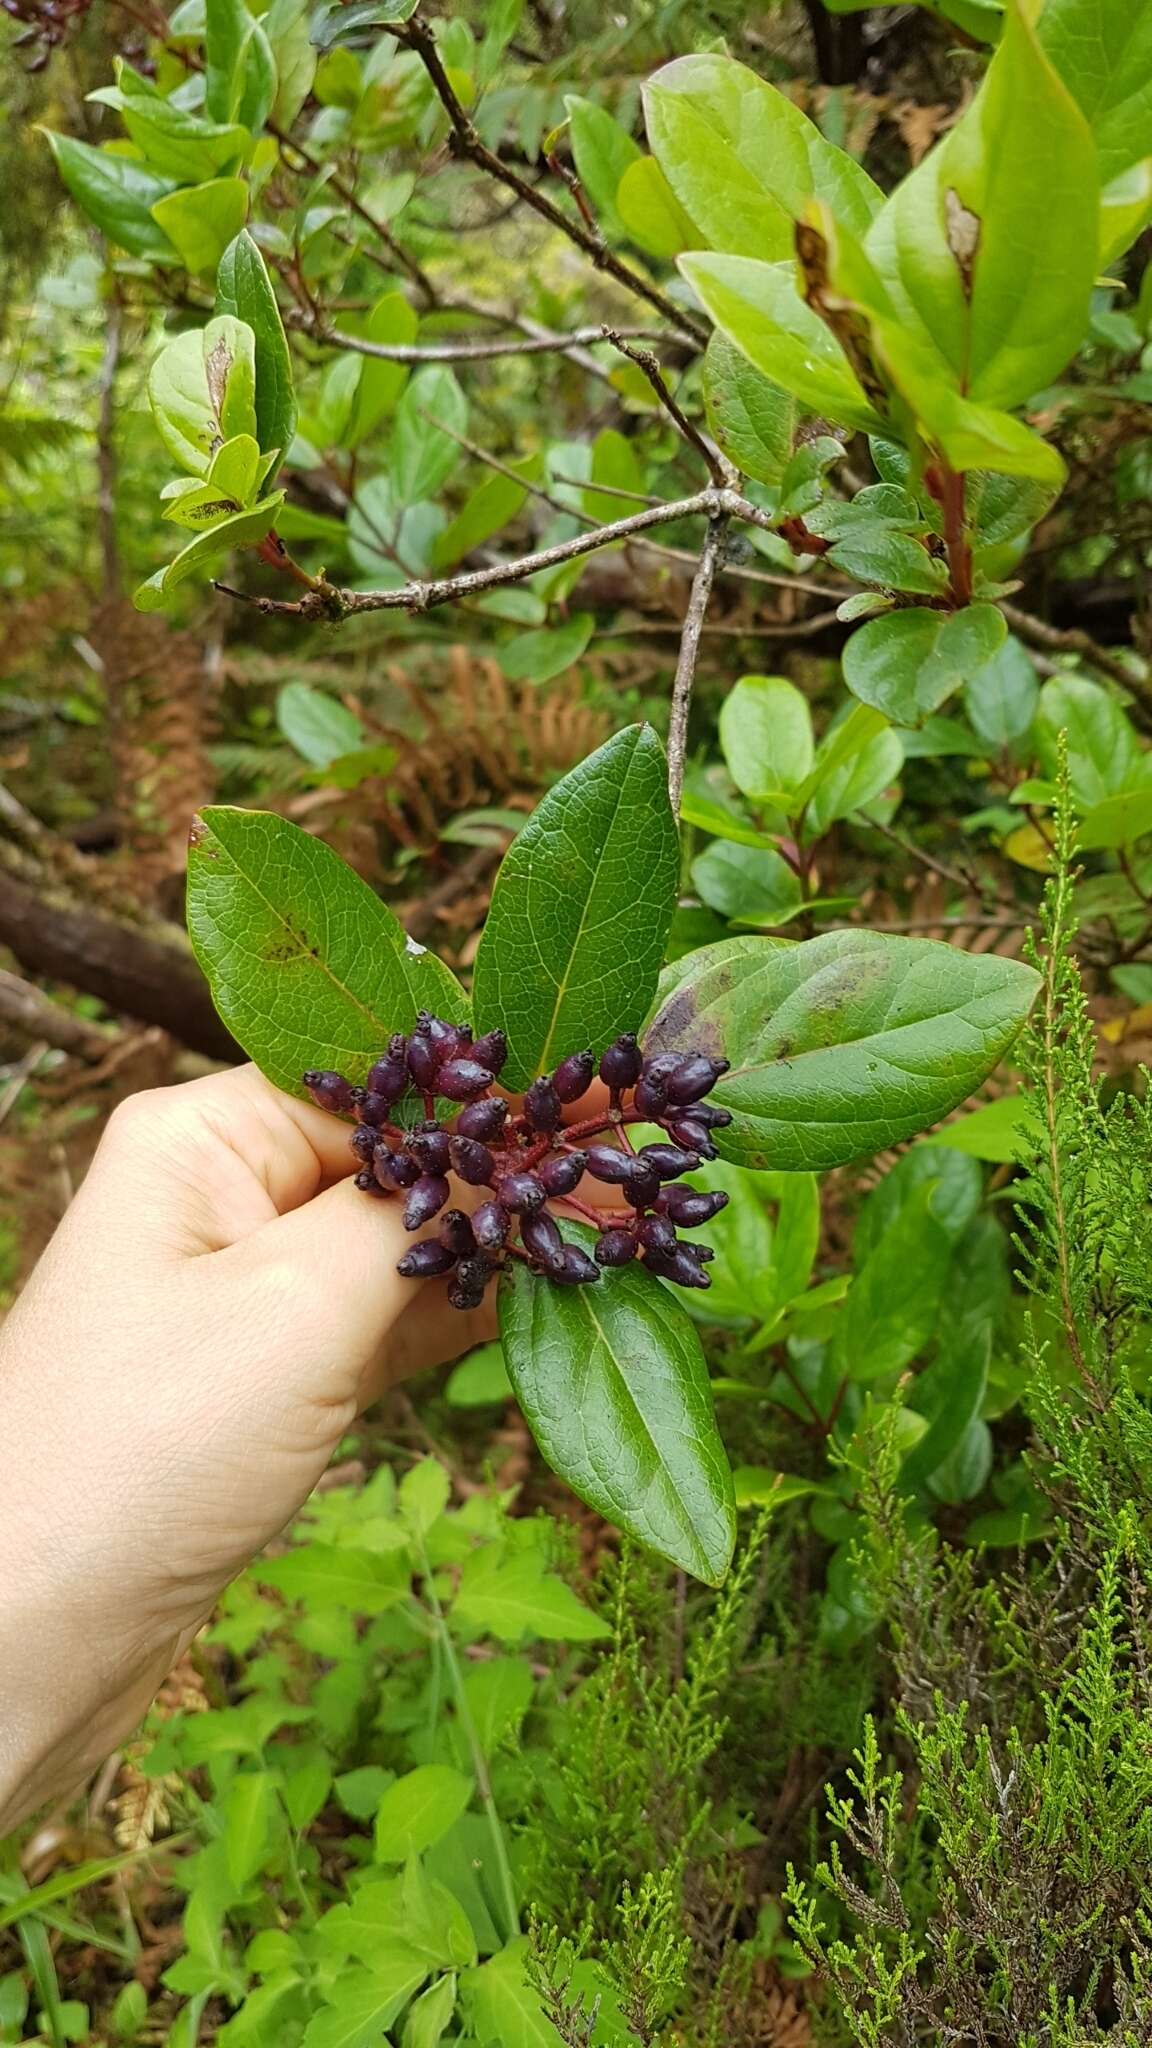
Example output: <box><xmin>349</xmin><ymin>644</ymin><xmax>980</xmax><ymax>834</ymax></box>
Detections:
<box><xmin>232</xmin><ymin>1175</ymin><xmax>495</xmax><ymax>1413</ymax></box>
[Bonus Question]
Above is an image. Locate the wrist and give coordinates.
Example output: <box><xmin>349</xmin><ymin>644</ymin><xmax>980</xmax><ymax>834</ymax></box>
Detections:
<box><xmin>0</xmin><ymin>1480</ymin><xmax>191</xmax><ymax>1835</ymax></box>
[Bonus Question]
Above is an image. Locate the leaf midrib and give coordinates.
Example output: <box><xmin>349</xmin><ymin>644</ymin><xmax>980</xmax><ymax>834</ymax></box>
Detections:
<box><xmin>533</xmin><ymin>732</ymin><xmax>642</xmax><ymax>1076</ymax></box>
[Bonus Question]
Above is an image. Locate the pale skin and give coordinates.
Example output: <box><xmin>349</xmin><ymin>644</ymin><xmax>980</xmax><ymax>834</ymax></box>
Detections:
<box><xmin>0</xmin><ymin>1064</ymin><xmax>496</xmax><ymax>1835</ymax></box>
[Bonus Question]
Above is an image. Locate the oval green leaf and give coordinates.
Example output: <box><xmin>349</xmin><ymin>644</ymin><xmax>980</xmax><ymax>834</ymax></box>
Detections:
<box><xmin>186</xmin><ymin>806</ymin><xmax>466</xmax><ymax>1096</ymax></box>
<box><xmin>471</xmin><ymin>725</ymin><xmax>679</xmax><ymax>1090</ymax></box>
<box><xmin>644</xmin><ymin>929</ymin><xmax>1040</xmax><ymax>1170</ymax></box>
<box><xmin>499</xmin><ymin>1223</ymin><xmax>736</xmax><ymax>1585</ymax></box>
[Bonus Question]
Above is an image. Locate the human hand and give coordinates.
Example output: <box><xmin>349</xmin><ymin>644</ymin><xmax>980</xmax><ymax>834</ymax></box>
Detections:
<box><xmin>0</xmin><ymin>1064</ymin><xmax>494</xmax><ymax>1832</ymax></box>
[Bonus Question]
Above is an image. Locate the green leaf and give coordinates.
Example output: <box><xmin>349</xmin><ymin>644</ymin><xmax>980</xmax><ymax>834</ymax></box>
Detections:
<box><xmin>803</xmin><ymin>703</ymin><xmax>903</xmax><ymax>837</ymax></box>
<box><xmin>119</xmin><ymin>94</ymin><xmax>248</xmax><ymax>182</ymax></box>
<box><xmin>703</xmin><ymin>332</ymin><xmax>793</xmax><ymax>486</ymax></box>
<box><xmin>444</xmin><ymin>1342</ymin><xmax>514</xmax><ymax>1407</ymax></box>
<box><xmin>317</xmin><ymin>1871</ymin><xmax>475</xmax><ymax>1971</ymax></box>
<box><xmin>720</xmin><ymin>674</ymin><xmax>814</xmax><ymax>802</ymax></box>
<box><xmin>391</xmin><ymin>366</ymin><xmax>468</xmax><ymax>504</ymax></box>
<box><xmin>644</xmin><ymin>53</ymin><xmax>881</xmax><ymax>260</ymax></box>
<box><xmin>463</xmin><ymin>1939</ymin><xmax>559</xmax><ymax>2048</ymax></box>
<box><xmin>301</xmin><ymin>1960</ymin><xmax>429</xmax><ymax>2048</ymax></box>
<box><xmin>676</xmin><ymin>1158</ymin><xmax>819</xmax><ymax>1329</ymax></box>
<box><xmin>732</xmin><ymin>1469</ymin><xmax>830</xmax><ymax>1510</ymax></box>
<box><xmin>147</xmin><ymin>315</ymin><xmax>257</xmax><ymax>478</ymax></box>
<box><xmin>312</xmin><ymin>0</ymin><xmax>418</xmax><ymax>46</ymax></box>
<box><xmin>42</xmin><ymin>132</ymin><xmax>178</xmax><ymax>262</ymax></box>
<box><xmin>827</xmin><ymin>528</ymin><xmax>947</xmax><ymax>596</ymax></box>
<box><xmin>462</xmin><ymin>1658</ymin><xmax>533</xmax><ymax>1753</ymax></box>
<box><xmin>374</xmin><ymin>1768</ymin><xmax>473</xmax><ymax>1862</ymax></box>
<box><xmin>964</xmin><ymin>634</ymin><xmax>1038</xmax><ymax>748</ymax></box>
<box><xmin>838</xmin><ymin>1162</ymin><xmax>975</xmax><ymax>1384</ymax></box>
<box><xmin>277</xmin><ymin>682</ymin><xmax>364</xmax><ymax>767</ymax></box>
<box><xmin>450</xmin><ymin>1548</ymin><xmax>610</xmax><ymax>1644</ymax></box>
<box><xmin>615</xmin><ymin>155</ymin><xmax>701</xmax><ymax>258</ymax></box>
<box><xmin>680</xmin><ymin>251</ymin><xmax>884</xmax><ymax>434</ymax></box>
<box><xmin>645</xmin><ymin>929</ymin><xmax>1040</xmax><ymax>1170</ymax></box>
<box><xmin>691</xmin><ymin>841</ymin><xmax>804</xmax><ymax>927</ymax></box>
<box><xmin>471</xmin><ymin>726</ymin><xmax>679</xmax><ymax>1090</ymax></box>
<box><xmin>223</xmin><ymin>1772</ymin><xmax>278</xmax><ymax>1889</ymax></box>
<box><xmin>432</xmin><ymin>463</ymin><xmax>531</xmax><ymax>568</ymax></box>
<box><xmin>1035</xmin><ymin>673</ymin><xmax>1142</xmax><ymax>806</ymax></box>
<box><xmin>265</xmin><ymin>0</ymin><xmax>317</xmax><ymax>128</ymax></box>
<box><xmin>134</xmin><ymin>495</ymin><xmax>283</xmax><ymax>612</ymax></box>
<box><xmin>206</xmin><ymin>0</ymin><xmax>276</xmax><ymax>128</ymax></box>
<box><xmin>499</xmin><ymin>1223</ymin><xmax>736</xmax><ymax>1584</ymax></box>
<box><xmin>565</xmin><ymin>95</ymin><xmax>640</xmax><ymax>235</ymax></box>
<box><xmin>865</xmin><ymin>0</ymin><xmax>1098</xmax><ymax>410</ymax></box>
<box><xmin>1038</xmin><ymin>0</ymin><xmax>1152</xmax><ymax>186</ymax></box>
<box><xmin>186</xmin><ymin>806</ymin><xmax>466</xmax><ymax>1095</ymax></box>
<box><xmin>498</xmin><ymin>613</ymin><xmax>594</xmax><ymax>685</ymax></box>
<box><xmin>843</xmin><ymin>605</ymin><xmax>1006</xmax><ymax>724</ymax></box>
<box><xmin>402</xmin><ymin>1974</ymin><xmax>456</xmax><ymax>2048</ymax></box>
<box><xmin>254</xmin><ymin>1544</ymin><xmax>408</xmax><ymax>1613</ymax></box>
<box><xmin>151</xmin><ymin>178</ymin><xmax>248</xmax><ymax>276</ymax></box>
<box><xmin>584</xmin><ymin>427</ymin><xmax>643</xmax><ymax>526</ymax></box>
<box><xmin>926</xmin><ymin>1093</ymin><xmax>1030</xmax><ymax>1164</ymax></box>
<box><xmin>216</xmin><ymin>231</ymin><xmax>297</xmax><ymax>477</ymax></box>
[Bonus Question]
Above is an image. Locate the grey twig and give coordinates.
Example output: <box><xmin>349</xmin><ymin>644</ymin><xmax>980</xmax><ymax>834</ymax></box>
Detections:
<box><xmin>216</xmin><ymin>486</ymin><xmax>808</xmax><ymax>622</ymax></box>
<box><xmin>309</xmin><ymin>321</ymin><xmax>668</xmax><ymax>366</ymax></box>
<box><xmin>394</xmin><ymin>16</ymin><xmax>709</xmax><ymax>347</ymax></box>
<box><xmin>667</xmin><ymin>516</ymin><xmax>729</xmax><ymax>814</ymax></box>
<box><xmin>601</xmin><ymin>325</ymin><xmax>730</xmax><ymax>487</ymax></box>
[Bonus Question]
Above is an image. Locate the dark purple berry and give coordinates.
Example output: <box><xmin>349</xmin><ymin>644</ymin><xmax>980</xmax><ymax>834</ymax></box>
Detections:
<box><xmin>500</xmin><ymin>1171</ymin><xmax>546</xmax><ymax>1213</ymax></box>
<box><xmin>520</xmin><ymin>1211</ymin><xmax>564</xmax><ymax>1269</ymax></box>
<box><xmin>638</xmin><ymin>1215</ymin><xmax>678</xmax><ymax>1256</ymax></box>
<box><xmin>303</xmin><ymin>1070</ymin><xmax>356</xmax><ymax>1115</ymax></box>
<box><xmin>642</xmin><ymin>1051</ymin><xmax>683</xmax><ymax>1083</ymax></box>
<box><xmin>583</xmin><ymin>1144</ymin><xmax>636</xmax><ymax>1186</ymax></box>
<box><xmin>682</xmin><ymin>1103</ymin><xmax>732</xmax><ymax>1131</ymax></box>
<box><xmin>538</xmin><ymin>1151</ymin><xmax>587</xmax><ymax>1197</ymax></box>
<box><xmin>438</xmin><ymin>1209</ymin><xmax>476</xmax><ymax>1258</ymax></box>
<box><xmin>418</xmin><ymin>1012</ymin><xmax>470</xmax><ymax>1062</ymax></box>
<box><xmin>469</xmin><ymin>1029</ymin><xmax>508</xmax><ymax>1076</ymax></box>
<box><xmin>365</xmin><ymin>1042</ymin><xmax>409</xmax><ymax>1103</ymax></box>
<box><xmin>449</xmin><ymin>1254</ymin><xmax>490</xmax><ymax>1310</ymax></box>
<box><xmin>638</xmin><ymin>1143</ymin><xmax>700</xmax><ymax>1180</ymax></box>
<box><xmin>409</xmin><ymin>1125</ymin><xmax>451</xmax><ymax>1175</ymax></box>
<box><xmin>599</xmin><ymin>1033</ymin><xmax>642</xmax><ymax>1091</ymax></box>
<box><xmin>595</xmin><ymin>1227</ymin><xmax>636</xmax><ymax>1267</ymax></box>
<box><xmin>403</xmin><ymin>1174</ymin><xmax>450</xmax><ymax>1229</ymax></box>
<box><xmin>354</xmin><ymin>1167</ymin><xmax>388</xmax><ymax>1198</ymax></box>
<box><xmin>449</xmin><ymin>1136</ymin><xmax>496</xmax><ymax>1186</ymax></box>
<box><xmin>553</xmin><ymin>1244</ymin><xmax>601</xmax><ymax>1285</ymax></box>
<box><xmin>643</xmin><ymin>1245</ymin><xmax>712</xmax><ymax>1289</ymax></box>
<box><xmin>625</xmin><ymin>1164</ymin><xmax>661</xmax><ymax>1208</ymax></box>
<box><xmin>665</xmin><ymin>1054</ymin><xmax>730</xmax><ymax>1105</ymax></box>
<box><xmin>473</xmin><ymin>1200</ymin><xmax>510</xmax><ymax>1251</ymax></box>
<box><xmin>375</xmin><ymin>1144</ymin><xmax>420</xmax><ymax>1189</ymax></box>
<box><xmin>360</xmin><ymin>1090</ymin><xmax>399</xmax><ymax>1128</ymax></box>
<box><xmin>407</xmin><ymin>1031</ymin><xmax>441</xmax><ymax>1092</ymax></box>
<box><xmin>456</xmin><ymin>1097</ymin><xmax>507</xmax><ymax>1141</ymax></box>
<box><xmin>666</xmin><ymin>1118</ymin><xmax>717</xmax><ymax>1158</ymax></box>
<box><xmin>397</xmin><ymin>1240</ymin><xmax>456</xmax><ymax>1277</ymax></box>
<box><xmin>664</xmin><ymin>1186</ymin><xmax>729</xmax><ymax>1227</ymax></box>
<box><xmin>634</xmin><ymin>1074</ymin><xmax>668</xmax><ymax>1118</ymax></box>
<box><xmin>350</xmin><ymin>1125</ymin><xmax>376</xmax><ymax>1163</ymax></box>
<box><xmin>438</xmin><ymin>1058</ymin><xmax>496</xmax><ymax>1101</ymax></box>
<box><xmin>523</xmin><ymin>1076</ymin><xmax>562</xmax><ymax>1132</ymax></box>
<box><xmin>552</xmin><ymin>1051</ymin><xmax>596</xmax><ymax>1103</ymax></box>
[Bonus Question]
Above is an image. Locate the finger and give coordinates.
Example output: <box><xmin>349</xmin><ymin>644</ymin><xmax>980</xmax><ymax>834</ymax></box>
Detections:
<box><xmin>79</xmin><ymin>1066</ymin><xmax>364</xmax><ymax>1260</ymax></box>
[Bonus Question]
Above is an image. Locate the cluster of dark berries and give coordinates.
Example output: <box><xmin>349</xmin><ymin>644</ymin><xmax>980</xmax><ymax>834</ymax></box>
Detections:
<box><xmin>303</xmin><ymin>1016</ymin><xmax>732</xmax><ymax>1310</ymax></box>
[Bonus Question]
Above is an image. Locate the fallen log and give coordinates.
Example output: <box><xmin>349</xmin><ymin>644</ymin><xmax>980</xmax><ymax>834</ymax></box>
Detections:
<box><xmin>0</xmin><ymin>868</ymin><xmax>240</xmax><ymax>1063</ymax></box>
